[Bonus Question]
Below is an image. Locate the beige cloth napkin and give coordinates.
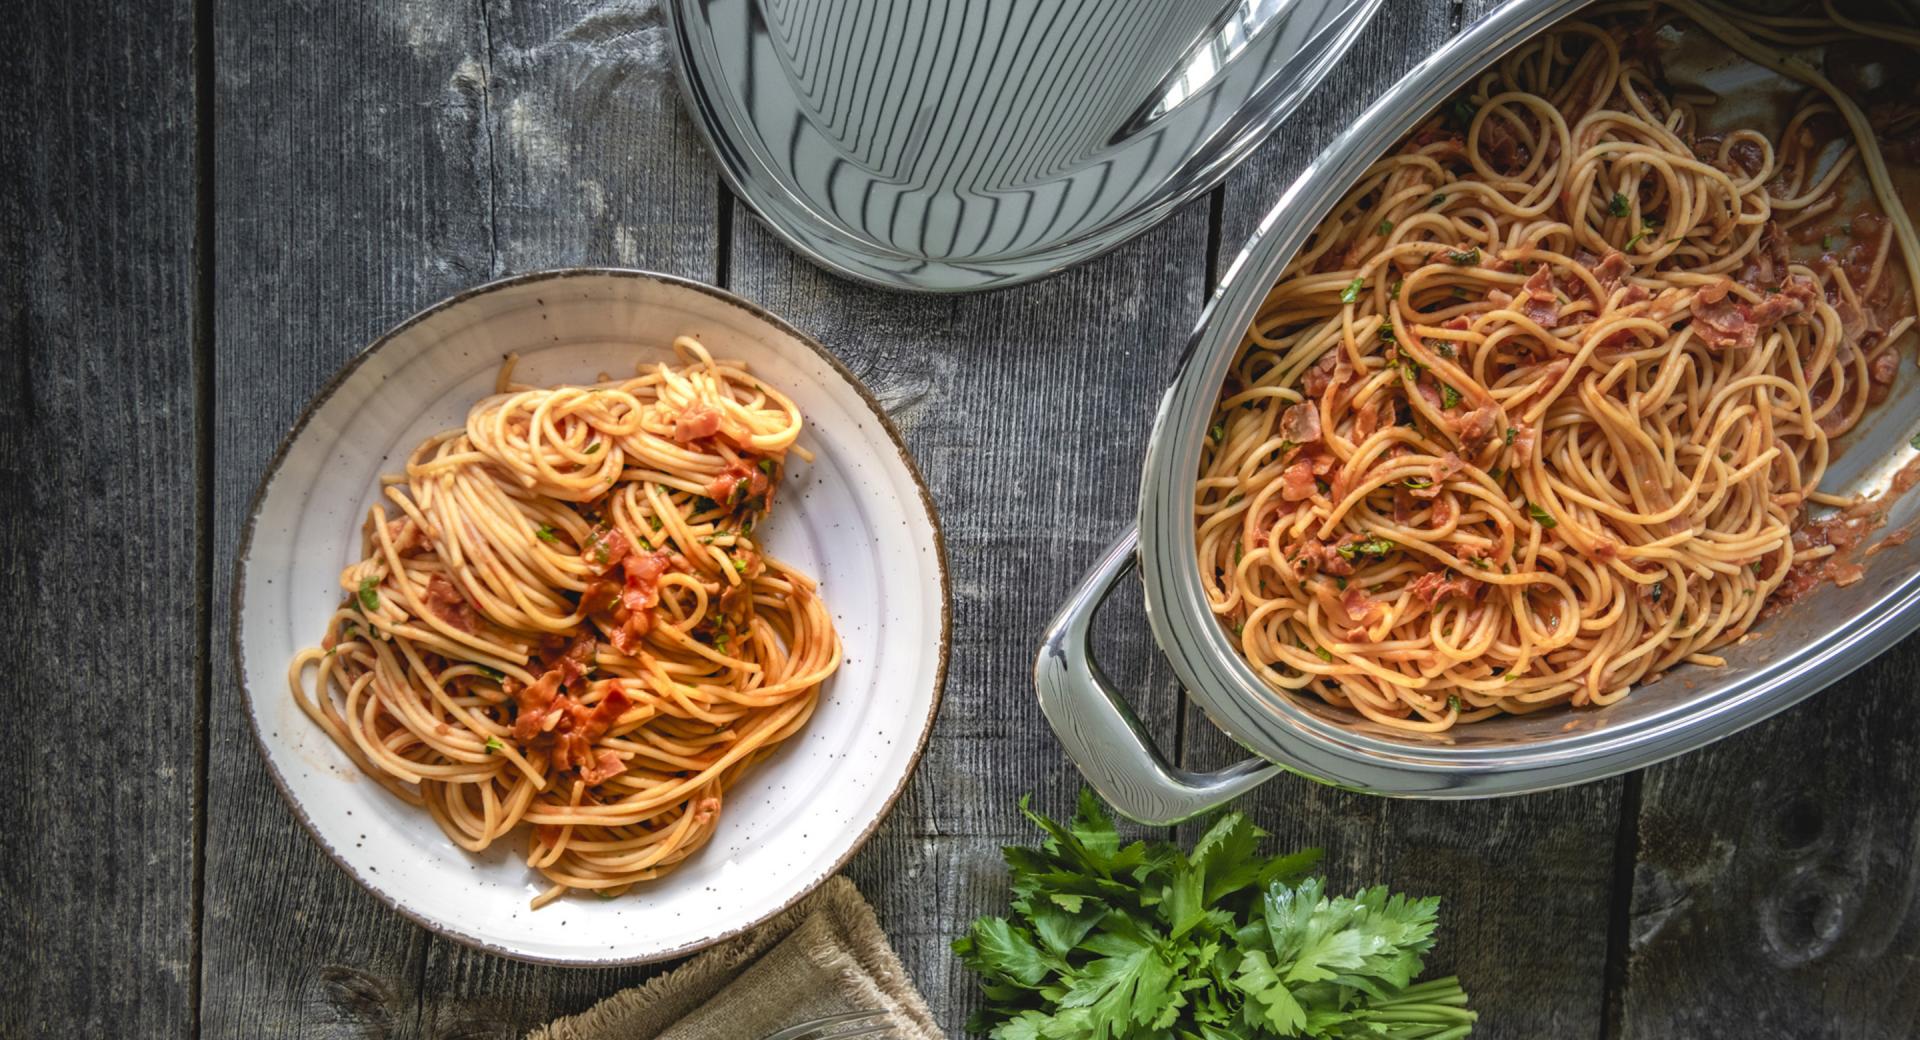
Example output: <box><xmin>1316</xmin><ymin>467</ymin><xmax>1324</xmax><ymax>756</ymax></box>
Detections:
<box><xmin>527</xmin><ymin>876</ymin><xmax>945</xmax><ymax>1040</ymax></box>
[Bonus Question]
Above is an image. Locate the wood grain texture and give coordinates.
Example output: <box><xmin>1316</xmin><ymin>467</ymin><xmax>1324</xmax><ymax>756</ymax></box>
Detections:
<box><xmin>725</xmin><ymin>181</ymin><xmax>1212</xmax><ymax>1027</ymax></box>
<box><xmin>0</xmin><ymin>2</ymin><xmax>200</xmax><ymax>1037</ymax></box>
<box><xmin>1619</xmin><ymin>640</ymin><xmax>1920</xmax><ymax>1039</ymax></box>
<box><xmin>1178</xmin><ymin>5</ymin><xmax>1621</xmax><ymax>1039</ymax></box>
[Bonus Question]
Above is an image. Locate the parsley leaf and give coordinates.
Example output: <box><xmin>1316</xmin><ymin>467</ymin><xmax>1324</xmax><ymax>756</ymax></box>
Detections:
<box><xmin>357</xmin><ymin>577</ymin><xmax>380</xmax><ymax>612</ymax></box>
<box><xmin>536</xmin><ymin>524</ymin><xmax>559</xmax><ymax>544</ymax></box>
<box><xmin>1527</xmin><ymin>501</ymin><xmax>1557</xmax><ymax>528</ymax></box>
<box><xmin>1377</xmin><ymin>218</ymin><xmax>1395</xmax><ymax>236</ymax></box>
<box><xmin>1441</xmin><ymin>384</ymin><xmax>1461</xmax><ymax>409</ymax></box>
<box><xmin>1444</xmin><ymin>247</ymin><xmax>1480</xmax><ymax>266</ymax></box>
<box><xmin>956</xmin><ymin>793</ymin><xmax>1474</xmax><ymax>1040</ymax></box>
<box><xmin>1609</xmin><ymin>192</ymin><xmax>1630</xmax><ymax>218</ymax></box>
<box><xmin>1340</xmin><ymin>277</ymin><xmax>1365</xmax><ymax>304</ymax></box>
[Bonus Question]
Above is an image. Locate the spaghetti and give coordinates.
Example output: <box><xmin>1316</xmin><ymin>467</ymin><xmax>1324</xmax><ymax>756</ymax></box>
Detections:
<box><xmin>290</xmin><ymin>338</ymin><xmax>840</xmax><ymax>906</ymax></box>
<box><xmin>1196</xmin><ymin>3</ymin><xmax>1918</xmax><ymax>733</ymax></box>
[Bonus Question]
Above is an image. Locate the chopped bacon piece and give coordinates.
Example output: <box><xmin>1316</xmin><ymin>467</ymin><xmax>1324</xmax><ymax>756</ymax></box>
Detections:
<box><xmin>576</xmin><ymin>688</ymin><xmax>630</xmax><ymax>742</ymax></box>
<box><xmin>1392</xmin><ymin>487</ymin><xmax>1416</xmax><ymax>524</ymax></box>
<box><xmin>1280</xmin><ymin>402</ymin><xmax>1323</xmax><ymax>445</ymax></box>
<box><xmin>1442</xmin><ymin>316</ymin><xmax>1471</xmax><ymax>332</ymax></box>
<box><xmin>580</xmin><ymin>576</ymin><xmax>619</xmax><ymax>615</ymax></box>
<box><xmin>511</xmin><ymin>670</ymin><xmax>564</xmax><ymax>742</ymax></box>
<box><xmin>1408</xmin><ymin>569</ymin><xmax>1480</xmax><ymax>604</ymax></box>
<box><xmin>620</xmin><ymin>550</ymin><xmax>672</xmax><ymax>615</ymax></box>
<box><xmin>1303</xmin><ymin>349</ymin><xmax>1352</xmax><ymax>398</ymax></box>
<box><xmin>1619</xmin><ymin>283</ymin><xmax>1649</xmax><ymax>306</ymax></box>
<box><xmin>1341</xmin><ymin>586</ymin><xmax>1387</xmax><ymax>631</ymax></box>
<box><xmin>1353</xmin><ymin>398</ymin><xmax>1383</xmax><ymax>441</ymax></box>
<box><xmin>1593</xmin><ymin>250</ymin><xmax>1631</xmax><ymax>294</ymax></box>
<box><xmin>579</xmin><ymin>750</ymin><xmax>628</xmax><ymax>785</ymax></box>
<box><xmin>1452</xmin><ymin>402</ymin><xmax>1502</xmax><ymax>454</ymax></box>
<box><xmin>1520</xmin><ymin>266</ymin><xmax>1560</xmax><ymax>328</ymax></box>
<box><xmin>1689</xmin><ymin>279</ymin><xmax>1757</xmax><ymax>351</ymax></box>
<box><xmin>1418</xmin><ymin>451</ymin><xmax>1466</xmax><ymax>497</ymax></box>
<box><xmin>1281</xmin><ymin>460</ymin><xmax>1319</xmax><ymax>501</ymax></box>
<box><xmin>1509</xmin><ymin>421</ymin><xmax>1538</xmax><ymax>465</ymax></box>
<box><xmin>1294</xmin><ymin>538</ymin><xmax>1354</xmax><ymax>577</ymax></box>
<box><xmin>582</xmin><ymin>527</ymin><xmax>630</xmax><ymax>574</ymax></box>
<box><xmin>549</xmin><ymin>633</ymin><xmax>598</xmax><ymax>687</ymax></box>
<box><xmin>1870</xmin><ymin>348</ymin><xmax>1900</xmax><ymax>387</ymax></box>
<box><xmin>707</xmin><ymin>459</ymin><xmax>773</xmax><ymax>507</ymax></box>
<box><xmin>1480</xmin><ymin>116</ymin><xmax>1529</xmax><ymax>173</ymax></box>
<box><xmin>672</xmin><ymin>405</ymin><xmax>723</xmax><ymax>443</ymax></box>
<box><xmin>1747</xmin><ymin>274</ymin><xmax>1818</xmax><ymax>329</ymax></box>
<box><xmin>423</xmin><ymin>574</ymin><xmax>477</xmax><ymax>634</ymax></box>
<box><xmin>384</xmin><ymin>518</ymin><xmax>426</xmax><ymax>556</ymax></box>
<box><xmin>1735</xmin><ymin>221</ymin><xmax>1792</xmax><ymax>292</ymax></box>
<box><xmin>1832</xmin><ymin>563</ymin><xmax>1866</xmax><ymax>588</ymax></box>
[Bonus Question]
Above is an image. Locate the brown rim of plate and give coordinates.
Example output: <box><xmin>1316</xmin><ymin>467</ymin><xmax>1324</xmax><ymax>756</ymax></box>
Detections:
<box><xmin>229</xmin><ymin>266</ymin><xmax>953</xmax><ymax>967</ymax></box>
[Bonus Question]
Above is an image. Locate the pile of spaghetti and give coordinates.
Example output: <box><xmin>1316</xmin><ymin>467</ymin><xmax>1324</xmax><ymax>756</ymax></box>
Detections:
<box><xmin>1197</xmin><ymin>1</ymin><xmax>1919</xmax><ymax>733</ymax></box>
<box><xmin>290</xmin><ymin>338</ymin><xmax>840</xmax><ymax>906</ymax></box>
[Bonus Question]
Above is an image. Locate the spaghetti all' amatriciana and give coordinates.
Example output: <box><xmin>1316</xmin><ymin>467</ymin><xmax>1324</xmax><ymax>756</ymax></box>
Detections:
<box><xmin>1197</xmin><ymin>4</ymin><xmax>1920</xmax><ymax>733</ymax></box>
<box><xmin>290</xmin><ymin>338</ymin><xmax>839</xmax><ymax>907</ymax></box>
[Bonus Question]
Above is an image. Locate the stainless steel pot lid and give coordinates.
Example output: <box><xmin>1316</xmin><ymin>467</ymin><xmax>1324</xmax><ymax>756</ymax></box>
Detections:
<box><xmin>665</xmin><ymin>0</ymin><xmax>1384</xmax><ymax>292</ymax></box>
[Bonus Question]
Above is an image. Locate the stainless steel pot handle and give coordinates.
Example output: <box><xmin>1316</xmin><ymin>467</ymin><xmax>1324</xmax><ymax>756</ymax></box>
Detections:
<box><xmin>1035</xmin><ymin>527</ymin><xmax>1281</xmax><ymax>824</ymax></box>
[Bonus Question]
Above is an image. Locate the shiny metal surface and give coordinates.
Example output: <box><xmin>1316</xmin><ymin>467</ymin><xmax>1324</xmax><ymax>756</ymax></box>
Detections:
<box><xmin>664</xmin><ymin>0</ymin><xmax>1383</xmax><ymax>292</ymax></box>
<box><xmin>1035</xmin><ymin>529</ymin><xmax>1278</xmax><ymax>825</ymax></box>
<box><xmin>1041</xmin><ymin>0</ymin><xmax>1920</xmax><ymax>814</ymax></box>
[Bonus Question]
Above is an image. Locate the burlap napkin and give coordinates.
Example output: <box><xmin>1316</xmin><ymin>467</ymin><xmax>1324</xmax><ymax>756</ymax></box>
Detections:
<box><xmin>527</xmin><ymin>876</ymin><xmax>945</xmax><ymax>1040</ymax></box>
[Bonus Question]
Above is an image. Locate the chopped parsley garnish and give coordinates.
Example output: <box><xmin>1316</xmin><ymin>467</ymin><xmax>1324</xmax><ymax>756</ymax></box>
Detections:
<box><xmin>1909</xmin><ymin>430</ymin><xmax>1920</xmax><ymax>451</ymax></box>
<box><xmin>693</xmin><ymin>496</ymin><xmax>718</xmax><ymax>513</ymax></box>
<box><xmin>1468</xmin><ymin>557</ymin><xmax>1490</xmax><ymax>569</ymax></box>
<box><xmin>583</xmin><ymin>441</ymin><xmax>603</xmax><ymax>455</ymax></box>
<box><xmin>733</xmin><ymin>558</ymin><xmax>748</xmax><ymax>574</ymax></box>
<box><xmin>1450</xmin><ymin>98</ymin><xmax>1477</xmax><ymax>128</ymax></box>
<box><xmin>1451</xmin><ymin>285</ymin><xmax>1468</xmax><ymax>299</ymax></box>
<box><xmin>1377</xmin><ymin>218</ymin><xmax>1396</xmax><ymax>236</ymax></box>
<box><xmin>1444</xmin><ymin>246</ymin><xmax>1480</xmax><ymax>265</ymax></box>
<box><xmin>1314</xmin><ymin>646</ymin><xmax>1334</xmax><ymax>662</ymax></box>
<box><xmin>1505</xmin><ymin>426</ymin><xmax>1517</xmax><ymax>445</ymax></box>
<box><xmin>485</xmin><ymin>736</ymin><xmax>503</xmax><ymax>754</ymax></box>
<box><xmin>1433</xmin><ymin>341</ymin><xmax>1454</xmax><ymax>359</ymax></box>
<box><xmin>1379</xmin><ymin>322</ymin><xmax>1396</xmax><ymax>341</ymax></box>
<box><xmin>1448</xmin><ymin>694</ymin><xmax>1462</xmax><ymax>712</ymax></box>
<box><xmin>1340</xmin><ymin>277</ymin><xmax>1365</xmax><ymax>304</ymax></box>
<box><xmin>1337</xmin><ymin>536</ymin><xmax>1395</xmax><ymax>559</ymax></box>
<box><xmin>1234</xmin><ymin>540</ymin><xmax>1244</xmax><ymax>564</ymax></box>
<box><xmin>1526</xmin><ymin>501</ymin><xmax>1557</xmax><ymax>528</ymax></box>
<box><xmin>1403</xmin><ymin>476</ymin><xmax>1432</xmax><ymax>489</ymax></box>
<box><xmin>758</xmin><ymin>457</ymin><xmax>776</xmax><ymax>476</ymax></box>
<box><xmin>1821</xmin><ymin>234</ymin><xmax>1834</xmax><ymax>251</ymax></box>
<box><xmin>1389</xmin><ymin>278</ymin><xmax>1403</xmax><ymax>298</ymax></box>
<box><xmin>1429</xmin><ymin>192</ymin><xmax>1448</xmax><ymax>208</ymax></box>
<box><xmin>476</xmin><ymin>665</ymin><xmax>505</xmax><ymax>681</ymax></box>
<box><xmin>357</xmin><ymin>577</ymin><xmax>380</xmax><ymax>611</ymax></box>
<box><xmin>1650</xmin><ymin>581</ymin><xmax>1664</xmax><ymax>603</ymax></box>
<box><xmin>1624</xmin><ymin>215</ymin><xmax>1661</xmax><ymax>251</ymax></box>
<box><xmin>1209</xmin><ymin>422</ymin><xmax>1226</xmax><ymax>443</ymax></box>
<box><xmin>649</xmin><ymin>515</ymin><xmax>663</xmax><ymax>530</ymax></box>
<box><xmin>1335</xmin><ymin>576</ymin><xmax>1348</xmax><ymax>590</ymax></box>
<box><xmin>1441</xmin><ymin>384</ymin><xmax>1461</xmax><ymax>409</ymax></box>
<box><xmin>536</xmin><ymin>524</ymin><xmax>559</xmax><ymax>543</ymax></box>
<box><xmin>1609</xmin><ymin>192</ymin><xmax>1630</xmax><ymax>218</ymax></box>
<box><xmin>1401</xmin><ymin>358</ymin><xmax>1423</xmax><ymax>381</ymax></box>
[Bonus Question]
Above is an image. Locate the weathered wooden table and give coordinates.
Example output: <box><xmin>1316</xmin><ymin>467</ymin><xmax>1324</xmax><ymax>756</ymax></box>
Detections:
<box><xmin>10</xmin><ymin>0</ymin><xmax>1920</xmax><ymax>1036</ymax></box>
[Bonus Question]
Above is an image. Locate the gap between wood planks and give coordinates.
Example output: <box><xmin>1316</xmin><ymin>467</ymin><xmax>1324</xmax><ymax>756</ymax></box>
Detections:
<box><xmin>189</xmin><ymin>0</ymin><xmax>215</xmax><ymax>1033</ymax></box>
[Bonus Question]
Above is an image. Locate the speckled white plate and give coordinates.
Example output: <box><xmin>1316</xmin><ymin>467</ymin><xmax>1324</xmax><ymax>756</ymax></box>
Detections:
<box><xmin>233</xmin><ymin>269</ymin><xmax>947</xmax><ymax>965</ymax></box>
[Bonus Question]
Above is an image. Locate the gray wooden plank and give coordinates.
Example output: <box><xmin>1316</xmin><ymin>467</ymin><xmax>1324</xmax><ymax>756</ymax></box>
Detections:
<box><xmin>725</xmin><ymin>191</ymin><xmax>1213</xmax><ymax>1029</ymax></box>
<box><xmin>0</xmin><ymin>2</ymin><xmax>201</xmax><ymax>1037</ymax></box>
<box><xmin>1618</xmin><ymin>644</ymin><xmax>1920</xmax><ymax>1039</ymax></box>
<box><xmin>202</xmin><ymin>0</ymin><xmax>487</xmax><ymax>1031</ymax></box>
<box><xmin>1180</xmin><ymin>5</ymin><xmax>1623</xmax><ymax>1039</ymax></box>
<box><xmin>205</xmin><ymin>0</ymin><xmax>718</xmax><ymax>1035</ymax></box>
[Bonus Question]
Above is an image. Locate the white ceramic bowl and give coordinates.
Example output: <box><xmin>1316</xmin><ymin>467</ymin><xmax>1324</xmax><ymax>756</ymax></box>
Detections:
<box><xmin>233</xmin><ymin>269</ymin><xmax>948</xmax><ymax>965</ymax></box>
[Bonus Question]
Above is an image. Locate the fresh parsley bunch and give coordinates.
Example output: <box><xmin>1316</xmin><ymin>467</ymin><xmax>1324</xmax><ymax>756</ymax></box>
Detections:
<box><xmin>954</xmin><ymin>792</ymin><xmax>1477</xmax><ymax>1040</ymax></box>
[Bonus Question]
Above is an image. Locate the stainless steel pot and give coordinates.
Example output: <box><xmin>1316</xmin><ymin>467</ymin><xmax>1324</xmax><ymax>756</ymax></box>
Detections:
<box><xmin>1036</xmin><ymin>0</ymin><xmax>1920</xmax><ymax>824</ymax></box>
